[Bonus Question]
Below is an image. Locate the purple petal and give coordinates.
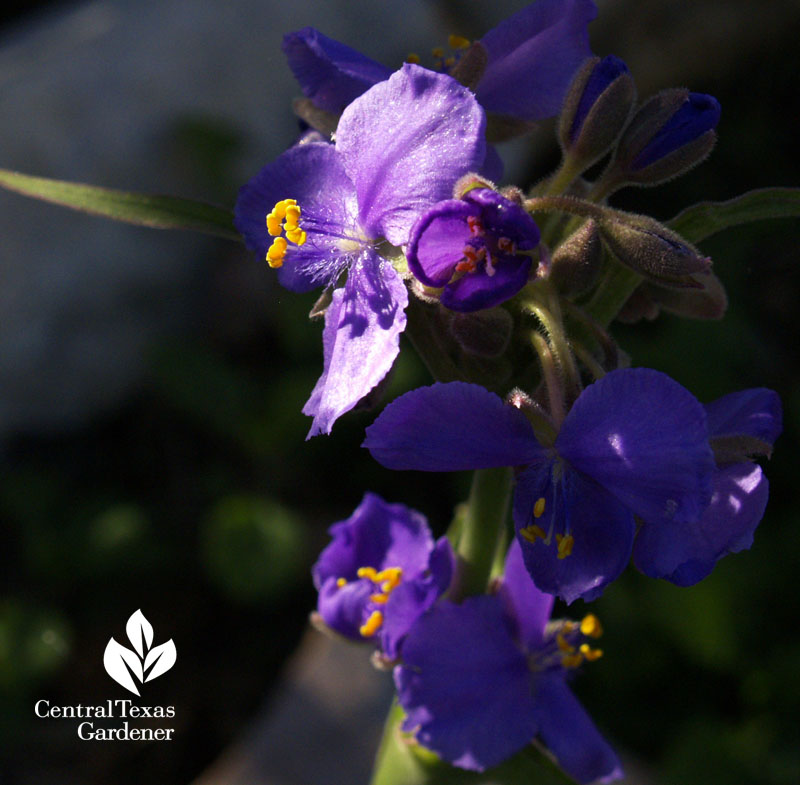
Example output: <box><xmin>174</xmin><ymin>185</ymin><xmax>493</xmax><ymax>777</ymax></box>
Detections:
<box><xmin>441</xmin><ymin>255</ymin><xmax>532</xmax><ymax>312</ymax></box>
<box><xmin>533</xmin><ymin>673</ymin><xmax>623</xmax><ymax>784</ymax></box>
<box><xmin>234</xmin><ymin>143</ymin><xmax>360</xmax><ymax>292</ymax></box>
<box><xmin>704</xmin><ymin>388</ymin><xmax>782</xmax><ymax>443</ymax></box>
<box><xmin>477</xmin><ymin>0</ymin><xmax>597</xmax><ymax>120</ymax></box>
<box><xmin>336</xmin><ymin>65</ymin><xmax>486</xmax><ymax>246</ymax></box>
<box><xmin>317</xmin><ymin>576</ymin><xmax>374</xmax><ymax>640</ymax></box>
<box><xmin>556</xmin><ymin>368</ymin><xmax>715</xmax><ymax>526</ymax></box>
<box><xmin>633</xmin><ymin>462</ymin><xmax>769</xmax><ymax>586</ymax></box>
<box><xmin>312</xmin><ymin>493</ymin><xmax>434</xmax><ymax>588</ymax></box>
<box><xmin>463</xmin><ymin>188</ymin><xmax>540</xmax><ymax>250</ymax></box>
<box><xmin>407</xmin><ymin>199</ymin><xmax>479</xmax><ymax>287</ymax></box>
<box><xmin>395</xmin><ymin>597</ymin><xmax>538</xmax><ymax>771</ymax></box>
<box><xmin>363</xmin><ymin>382</ymin><xmax>544</xmax><ymax>471</ymax></box>
<box><xmin>499</xmin><ymin>539</ymin><xmax>554</xmax><ymax>651</ymax></box>
<box><xmin>282</xmin><ymin>27</ymin><xmax>391</xmax><ymax>114</ymax></box>
<box><xmin>514</xmin><ymin>465</ymin><xmax>635</xmax><ymax>603</ymax></box>
<box><xmin>303</xmin><ymin>253</ymin><xmax>408</xmax><ymax>437</ymax></box>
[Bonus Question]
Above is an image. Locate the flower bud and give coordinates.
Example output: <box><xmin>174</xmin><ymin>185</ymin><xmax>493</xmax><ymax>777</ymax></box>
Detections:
<box><xmin>549</xmin><ymin>219</ymin><xmax>602</xmax><ymax>296</ymax></box>
<box><xmin>448</xmin><ymin>41</ymin><xmax>489</xmax><ymax>92</ymax></box>
<box><xmin>558</xmin><ymin>55</ymin><xmax>636</xmax><ymax>170</ymax></box>
<box><xmin>610</xmin><ymin>89</ymin><xmax>720</xmax><ymax>186</ymax></box>
<box><xmin>447</xmin><ymin>307</ymin><xmax>514</xmax><ymax>358</ymax></box>
<box><xmin>598</xmin><ymin>209</ymin><xmax>711</xmax><ymax>285</ymax></box>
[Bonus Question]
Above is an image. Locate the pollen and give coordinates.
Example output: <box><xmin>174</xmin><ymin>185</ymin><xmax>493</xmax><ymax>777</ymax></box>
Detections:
<box><xmin>359</xmin><ymin>610</ymin><xmax>384</xmax><ymax>638</ymax></box>
<box><xmin>561</xmin><ymin>652</ymin><xmax>584</xmax><ymax>669</ymax></box>
<box><xmin>357</xmin><ymin>566</ymin><xmax>379</xmax><ymax>581</ymax></box>
<box><xmin>266</xmin><ymin>236</ymin><xmax>287</xmax><ymax>268</ymax></box>
<box><xmin>533</xmin><ymin>497</ymin><xmax>546</xmax><ymax>518</ymax></box>
<box><xmin>580</xmin><ymin>614</ymin><xmax>603</xmax><ymax>638</ymax></box>
<box><xmin>556</xmin><ymin>533</ymin><xmax>574</xmax><ymax>559</ymax></box>
<box><xmin>557</xmin><ymin>632</ymin><xmax>575</xmax><ymax>653</ymax></box>
<box><xmin>580</xmin><ymin>643</ymin><xmax>604</xmax><ymax>661</ymax></box>
<box><xmin>520</xmin><ymin>524</ymin><xmax>547</xmax><ymax>543</ymax></box>
<box><xmin>265</xmin><ymin>198</ymin><xmax>307</xmax><ymax>265</ymax></box>
<box><xmin>369</xmin><ymin>593</ymin><xmax>389</xmax><ymax>604</ymax></box>
<box><xmin>431</xmin><ymin>46</ymin><xmax>445</xmax><ymax>59</ymax></box>
<box><xmin>448</xmin><ymin>34</ymin><xmax>471</xmax><ymax>50</ymax></box>
<box><xmin>405</xmin><ymin>53</ymin><xmax>421</xmax><ymax>64</ymax></box>
<box><xmin>336</xmin><ymin>577</ymin><xmax>347</xmax><ymax>588</ymax></box>
<box><xmin>497</xmin><ymin>236</ymin><xmax>516</xmax><ymax>254</ymax></box>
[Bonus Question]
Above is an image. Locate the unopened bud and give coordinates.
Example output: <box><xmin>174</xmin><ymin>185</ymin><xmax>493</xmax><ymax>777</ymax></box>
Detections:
<box><xmin>292</xmin><ymin>97</ymin><xmax>339</xmax><ymax>137</ymax></box>
<box><xmin>449</xmin><ymin>41</ymin><xmax>488</xmax><ymax>91</ymax></box>
<box><xmin>599</xmin><ymin>209</ymin><xmax>711</xmax><ymax>285</ymax></box>
<box><xmin>550</xmin><ymin>220</ymin><xmax>602</xmax><ymax>296</ymax></box>
<box><xmin>558</xmin><ymin>55</ymin><xmax>636</xmax><ymax>170</ymax></box>
<box><xmin>448</xmin><ymin>307</ymin><xmax>513</xmax><ymax>358</ymax></box>
<box><xmin>609</xmin><ymin>89</ymin><xmax>720</xmax><ymax>186</ymax></box>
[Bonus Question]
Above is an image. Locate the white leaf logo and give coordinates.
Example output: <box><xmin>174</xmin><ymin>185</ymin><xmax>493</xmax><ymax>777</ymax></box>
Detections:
<box><xmin>103</xmin><ymin>610</ymin><xmax>177</xmax><ymax>695</ymax></box>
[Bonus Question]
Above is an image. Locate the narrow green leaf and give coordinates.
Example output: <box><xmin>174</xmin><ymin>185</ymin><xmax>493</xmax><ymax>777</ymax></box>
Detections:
<box><xmin>0</xmin><ymin>167</ymin><xmax>241</xmax><ymax>242</ymax></box>
<box><xmin>667</xmin><ymin>187</ymin><xmax>800</xmax><ymax>243</ymax></box>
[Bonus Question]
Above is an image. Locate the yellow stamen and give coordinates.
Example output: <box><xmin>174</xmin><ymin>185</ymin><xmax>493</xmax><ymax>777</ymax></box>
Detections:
<box><xmin>406</xmin><ymin>52</ymin><xmax>421</xmax><ymax>64</ymax></box>
<box><xmin>431</xmin><ymin>47</ymin><xmax>444</xmax><ymax>59</ymax></box>
<box><xmin>375</xmin><ymin>567</ymin><xmax>402</xmax><ymax>587</ymax></box>
<box><xmin>266</xmin><ymin>214</ymin><xmax>283</xmax><ymax>236</ymax></box>
<box><xmin>561</xmin><ymin>652</ymin><xmax>584</xmax><ymax>669</ymax></box>
<box><xmin>444</xmin><ymin>56</ymin><xmax>455</xmax><ymax>68</ymax></box>
<box><xmin>579</xmin><ymin>643</ymin><xmax>603</xmax><ymax>661</ymax></box>
<box><xmin>580</xmin><ymin>614</ymin><xmax>603</xmax><ymax>638</ymax></box>
<box><xmin>533</xmin><ymin>497</ymin><xmax>546</xmax><ymax>518</ymax></box>
<box><xmin>357</xmin><ymin>566</ymin><xmax>379</xmax><ymax>581</ymax></box>
<box><xmin>370</xmin><ymin>593</ymin><xmax>389</xmax><ymax>604</ymax></box>
<box><xmin>266</xmin><ymin>236</ymin><xmax>287</xmax><ymax>268</ymax></box>
<box><xmin>336</xmin><ymin>577</ymin><xmax>347</xmax><ymax>588</ymax></box>
<box><xmin>556</xmin><ymin>533</ymin><xmax>574</xmax><ymax>559</ymax></box>
<box><xmin>285</xmin><ymin>226</ymin><xmax>307</xmax><ymax>246</ymax></box>
<box><xmin>448</xmin><ymin>34</ymin><xmax>470</xmax><ymax>50</ymax></box>
<box><xmin>284</xmin><ymin>204</ymin><xmax>301</xmax><ymax>224</ymax></box>
<box><xmin>520</xmin><ymin>524</ymin><xmax>547</xmax><ymax>543</ymax></box>
<box><xmin>556</xmin><ymin>632</ymin><xmax>575</xmax><ymax>653</ymax></box>
<box><xmin>359</xmin><ymin>610</ymin><xmax>384</xmax><ymax>637</ymax></box>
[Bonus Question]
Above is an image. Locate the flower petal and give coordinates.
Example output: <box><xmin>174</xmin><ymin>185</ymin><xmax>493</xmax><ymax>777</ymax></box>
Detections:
<box><xmin>514</xmin><ymin>465</ymin><xmax>634</xmax><ymax>603</ymax></box>
<box><xmin>704</xmin><ymin>388</ymin><xmax>782</xmax><ymax>443</ymax></box>
<box><xmin>441</xmin><ymin>254</ymin><xmax>532</xmax><ymax>312</ymax></box>
<box><xmin>533</xmin><ymin>673</ymin><xmax>623</xmax><ymax>784</ymax></box>
<box><xmin>234</xmin><ymin>142</ymin><xmax>360</xmax><ymax>292</ymax></box>
<box><xmin>556</xmin><ymin>368</ymin><xmax>715</xmax><ymax>526</ymax></box>
<box><xmin>282</xmin><ymin>27</ymin><xmax>391</xmax><ymax>114</ymax></box>
<box><xmin>303</xmin><ymin>253</ymin><xmax>408</xmax><ymax>437</ymax></box>
<box><xmin>633</xmin><ymin>462</ymin><xmax>769</xmax><ymax>586</ymax></box>
<box><xmin>395</xmin><ymin>596</ymin><xmax>538</xmax><ymax>772</ymax></box>
<box><xmin>500</xmin><ymin>538</ymin><xmax>554</xmax><ymax>651</ymax></box>
<box><xmin>363</xmin><ymin>382</ymin><xmax>544</xmax><ymax>471</ymax></box>
<box><xmin>477</xmin><ymin>0</ymin><xmax>597</xmax><ymax>120</ymax></box>
<box><xmin>336</xmin><ymin>64</ymin><xmax>486</xmax><ymax>246</ymax></box>
<box><xmin>317</xmin><ymin>576</ymin><xmax>374</xmax><ymax>640</ymax></box>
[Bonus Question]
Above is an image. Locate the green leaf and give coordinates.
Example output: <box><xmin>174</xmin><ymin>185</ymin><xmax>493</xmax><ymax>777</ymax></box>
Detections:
<box><xmin>667</xmin><ymin>187</ymin><xmax>800</xmax><ymax>243</ymax></box>
<box><xmin>0</xmin><ymin>167</ymin><xmax>241</xmax><ymax>242</ymax></box>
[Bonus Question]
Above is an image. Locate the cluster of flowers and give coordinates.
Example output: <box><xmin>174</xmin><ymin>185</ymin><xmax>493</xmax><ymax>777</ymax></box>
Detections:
<box><xmin>235</xmin><ymin>1</ymin><xmax>781</xmax><ymax>781</ymax></box>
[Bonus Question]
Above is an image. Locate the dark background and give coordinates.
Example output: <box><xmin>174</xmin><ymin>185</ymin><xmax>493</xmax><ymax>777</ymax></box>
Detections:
<box><xmin>1</xmin><ymin>1</ymin><xmax>798</xmax><ymax>783</ymax></box>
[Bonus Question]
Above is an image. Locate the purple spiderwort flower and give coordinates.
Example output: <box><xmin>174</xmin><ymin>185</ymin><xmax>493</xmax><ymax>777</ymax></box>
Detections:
<box><xmin>407</xmin><ymin>187</ymin><xmax>540</xmax><ymax>312</ymax></box>
<box><xmin>633</xmin><ymin>387</ymin><xmax>781</xmax><ymax>585</ymax></box>
<box><xmin>282</xmin><ymin>0</ymin><xmax>597</xmax><ymax>123</ymax></box>
<box><xmin>395</xmin><ymin>540</ymin><xmax>622</xmax><ymax>780</ymax></box>
<box><xmin>364</xmin><ymin>368</ymin><xmax>725</xmax><ymax>603</ymax></box>
<box><xmin>312</xmin><ymin>493</ymin><xmax>454</xmax><ymax>659</ymax></box>
<box><xmin>235</xmin><ymin>65</ymin><xmax>486</xmax><ymax>436</ymax></box>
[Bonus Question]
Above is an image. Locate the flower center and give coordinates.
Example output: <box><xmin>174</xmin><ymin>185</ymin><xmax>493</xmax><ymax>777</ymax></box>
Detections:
<box><xmin>335</xmin><ymin>566</ymin><xmax>404</xmax><ymax>638</ymax></box>
<box><xmin>405</xmin><ymin>34</ymin><xmax>470</xmax><ymax>71</ymax></box>
<box><xmin>519</xmin><ymin>496</ymin><xmax>575</xmax><ymax>559</ymax></box>
<box><xmin>532</xmin><ymin>614</ymin><xmax>604</xmax><ymax>672</ymax></box>
<box><xmin>452</xmin><ymin>215</ymin><xmax>518</xmax><ymax>279</ymax></box>
<box><xmin>265</xmin><ymin>198</ymin><xmax>307</xmax><ymax>268</ymax></box>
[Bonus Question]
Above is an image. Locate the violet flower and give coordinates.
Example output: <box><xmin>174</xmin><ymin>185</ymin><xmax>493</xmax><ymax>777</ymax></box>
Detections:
<box><xmin>395</xmin><ymin>540</ymin><xmax>622</xmax><ymax>780</ymax></box>
<box><xmin>363</xmin><ymin>369</ymin><xmax>744</xmax><ymax>603</ymax></box>
<box><xmin>313</xmin><ymin>493</ymin><xmax>453</xmax><ymax>659</ymax></box>
<box><xmin>407</xmin><ymin>187</ymin><xmax>540</xmax><ymax>312</ymax></box>
<box><xmin>282</xmin><ymin>0</ymin><xmax>597</xmax><ymax>123</ymax></box>
<box><xmin>235</xmin><ymin>65</ymin><xmax>485</xmax><ymax>436</ymax></box>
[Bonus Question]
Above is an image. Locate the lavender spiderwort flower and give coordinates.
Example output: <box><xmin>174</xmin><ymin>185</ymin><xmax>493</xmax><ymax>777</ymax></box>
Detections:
<box><xmin>395</xmin><ymin>539</ymin><xmax>622</xmax><ymax>781</ymax></box>
<box><xmin>235</xmin><ymin>65</ymin><xmax>486</xmax><ymax>436</ymax></box>
<box><xmin>312</xmin><ymin>493</ymin><xmax>454</xmax><ymax>659</ymax></box>
<box><xmin>407</xmin><ymin>186</ymin><xmax>540</xmax><ymax>312</ymax></box>
<box><xmin>282</xmin><ymin>0</ymin><xmax>597</xmax><ymax>123</ymax></box>
<box><xmin>364</xmin><ymin>369</ymin><xmax>725</xmax><ymax>603</ymax></box>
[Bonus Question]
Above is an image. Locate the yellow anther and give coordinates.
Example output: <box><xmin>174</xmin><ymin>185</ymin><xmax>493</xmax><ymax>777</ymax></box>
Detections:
<box><xmin>266</xmin><ymin>236</ymin><xmax>287</xmax><ymax>268</ymax></box>
<box><xmin>285</xmin><ymin>226</ymin><xmax>307</xmax><ymax>246</ymax></box>
<box><xmin>406</xmin><ymin>53</ymin><xmax>421</xmax><ymax>64</ymax></box>
<box><xmin>556</xmin><ymin>533</ymin><xmax>574</xmax><ymax>559</ymax></box>
<box><xmin>533</xmin><ymin>497</ymin><xmax>546</xmax><ymax>518</ymax></box>
<box><xmin>432</xmin><ymin>47</ymin><xmax>444</xmax><ymax>59</ymax></box>
<box><xmin>580</xmin><ymin>614</ymin><xmax>603</xmax><ymax>638</ymax></box>
<box><xmin>520</xmin><ymin>524</ymin><xmax>547</xmax><ymax>543</ymax></box>
<box><xmin>284</xmin><ymin>204</ymin><xmax>301</xmax><ymax>223</ymax></box>
<box><xmin>448</xmin><ymin>34</ymin><xmax>470</xmax><ymax>50</ymax></box>
<box><xmin>370</xmin><ymin>593</ymin><xmax>389</xmax><ymax>604</ymax></box>
<box><xmin>336</xmin><ymin>577</ymin><xmax>347</xmax><ymax>588</ymax></box>
<box><xmin>579</xmin><ymin>643</ymin><xmax>604</xmax><ymax>661</ymax></box>
<box><xmin>556</xmin><ymin>632</ymin><xmax>576</xmax><ymax>653</ymax></box>
<box><xmin>561</xmin><ymin>652</ymin><xmax>584</xmax><ymax>669</ymax></box>
<box><xmin>357</xmin><ymin>566</ymin><xmax>379</xmax><ymax>581</ymax></box>
<box><xmin>266</xmin><ymin>213</ymin><xmax>283</xmax><ymax>236</ymax></box>
<box><xmin>444</xmin><ymin>56</ymin><xmax>456</xmax><ymax>68</ymax></box>
<box><xmin>375</xmin><ymin>567</ymin><xmax>403</xmax><ymax>587</ymax></box>
<box><xmin>359</xmin><ymin>610</ymin><xmax>384</xmax><ymax>638</ymax></box>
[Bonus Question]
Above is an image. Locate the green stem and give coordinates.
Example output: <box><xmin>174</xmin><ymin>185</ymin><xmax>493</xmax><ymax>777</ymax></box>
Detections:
<box><xmin>451</xmin><ymin>467</ymin><xmax>513</xmax><ymax>600</ymax></box>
